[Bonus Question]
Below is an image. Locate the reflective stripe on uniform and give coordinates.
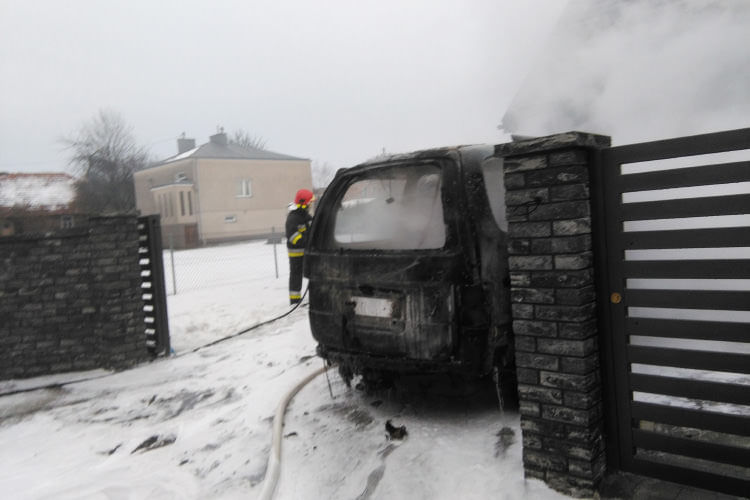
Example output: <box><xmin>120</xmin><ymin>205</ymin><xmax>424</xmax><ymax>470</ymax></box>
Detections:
<box><xmin>288</xmin><ymin>250</ymin><xmax>304</xmax><ymax>257</ymax></box>
<box><xmin>291</xmin><ymin>225</ymin><xmax>307</xmax><ymax>244</ymax></box>
<box><xmin>289</xmin><ymin>293</ymin><xmax>301</xmax><ymax>300</ymax></box>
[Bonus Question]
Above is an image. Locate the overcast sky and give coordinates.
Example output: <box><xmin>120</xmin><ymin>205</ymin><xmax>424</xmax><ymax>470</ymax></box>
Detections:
<box><xmin>503</xmin><ymin>0</ymin><xmax>750</xmax><ymax>145</ymax></box>
<box><xmin>0</xmin><ymin>0</ymin><xmax>567</xmax><ymax>177</ymax></box>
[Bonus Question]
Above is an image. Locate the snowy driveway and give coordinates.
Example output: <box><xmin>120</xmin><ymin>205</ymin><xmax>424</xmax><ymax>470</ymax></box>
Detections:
<box><xmin>0</xmin><ymin>308</ymin><xmax>568</xmax><ymax>499</ymax></box>
<box><xmin>0</xmin><ymin>241</ymin><xmax>566</xmax><ymax>499</ymax></box>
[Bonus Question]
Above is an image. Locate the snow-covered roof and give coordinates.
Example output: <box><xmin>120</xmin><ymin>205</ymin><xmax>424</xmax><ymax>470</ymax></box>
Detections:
<box><xmin>0</xmin><ymin>172</ymin><xmax>75</xmax><ymax>211</ymax></box>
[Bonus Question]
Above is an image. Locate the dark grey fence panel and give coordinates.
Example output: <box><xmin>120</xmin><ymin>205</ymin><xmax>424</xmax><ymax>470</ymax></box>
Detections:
<box><xmin>597</xmin><ymin>127</ymin><xmax>750</xmax><ymax>497</ymax></box>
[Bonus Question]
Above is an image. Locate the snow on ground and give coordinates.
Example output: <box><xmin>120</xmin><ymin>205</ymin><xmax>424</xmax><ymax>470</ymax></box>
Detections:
<box><xmin>0</xmin><ymin>240</ymin><xmax>569</xmax><ymax>500</ymax></box>
<box><xmin>163</xmin><ymin>240</ymin><xmax>292</xmax><ymax>353</ymax></box>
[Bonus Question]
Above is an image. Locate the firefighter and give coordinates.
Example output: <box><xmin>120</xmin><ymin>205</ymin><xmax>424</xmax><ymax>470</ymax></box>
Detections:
<box><xmin>285</xmin><ymin>188</ymin><xmax>314</xmax><ymax>305</ymax></box>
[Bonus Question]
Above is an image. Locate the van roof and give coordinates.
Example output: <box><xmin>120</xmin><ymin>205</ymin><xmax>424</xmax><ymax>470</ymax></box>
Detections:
<box><xmin>355</xmin><ymin>144</ymin><xmax>493</xmax><ymax>168</ymax></box>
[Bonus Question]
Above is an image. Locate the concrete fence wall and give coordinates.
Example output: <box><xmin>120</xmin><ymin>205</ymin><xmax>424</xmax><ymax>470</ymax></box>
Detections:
<box><xmin>0</xmin><ymin>215</ymin><xmax>149</xmax><ymax>380</ymax></box>
<box><xmin>498</xmin><ymin>132</ymin><xmax>611</xmax><ymax>497</ymax></box>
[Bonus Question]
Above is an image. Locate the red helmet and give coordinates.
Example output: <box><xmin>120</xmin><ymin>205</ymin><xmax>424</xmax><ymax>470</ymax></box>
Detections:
<box><xmin>294</xmin><ymin>188</ymin><xmax>314</xmax><ymax>207</ymax></box>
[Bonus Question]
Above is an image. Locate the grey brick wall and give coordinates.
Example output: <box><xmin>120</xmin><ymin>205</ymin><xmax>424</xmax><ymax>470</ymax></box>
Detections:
<box><xmin>497</xmin><ymin>132</ymin><xmax>610</xmax><ymax>497</ymax></box>
<box><xmin>0</xmin><ymin>215</ymin><xmax>149</xmax><ymax>380</ymax></box>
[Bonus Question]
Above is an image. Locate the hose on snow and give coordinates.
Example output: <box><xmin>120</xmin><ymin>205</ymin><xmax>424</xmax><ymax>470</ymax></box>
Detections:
<box><xmin>258</xmin><ymin>363</ymin><xmax>331</xmax><ymax>500</ymax></box>
<box><xmin>186</xmin><ymin>285</ymin><xmax>309</xmax><ymax>354</ymax></box>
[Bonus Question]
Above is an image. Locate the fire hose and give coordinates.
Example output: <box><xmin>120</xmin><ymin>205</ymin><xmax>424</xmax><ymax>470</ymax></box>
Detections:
<box><xmin>258</xmin><ymin>364</ymin><xmax>331</xmax><ymax>500</ymax></box>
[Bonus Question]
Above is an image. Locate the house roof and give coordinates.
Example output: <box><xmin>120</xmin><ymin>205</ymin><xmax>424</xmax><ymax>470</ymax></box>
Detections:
<box><xmin>157</xmin><ymin>134</ymin><xmax>307</xmax><ymax>166</ymax></box>
<box><xmin>0</xmin><ymin>173</ymin><xmax>75</xmax><ymax>210</ymax></box>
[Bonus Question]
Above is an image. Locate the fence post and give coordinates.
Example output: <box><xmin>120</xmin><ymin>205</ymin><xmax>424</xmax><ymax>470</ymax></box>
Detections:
<box><xmin>138</xmin><ymin>215</ymin><xmax>171</xmax><ymax>357</ymax></box>
<box><xmin>169</xmin><ymin>232</ymin><xmax>177</xmax><ymax>295</ymax></box>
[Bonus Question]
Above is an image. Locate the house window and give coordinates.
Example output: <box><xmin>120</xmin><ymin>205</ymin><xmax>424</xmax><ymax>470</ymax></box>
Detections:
<box><xmin>60</xmin><ymin>215</ymin><xmax>74</xmax><ymax>229</ymax></box>
<box><xmin>180</xmin><ymin>192</ymin><xmax>185</xmax><ymax>216</ymax></box>
<box><xmin>225</xmin><ymin>215</ymin><xmax>237</xmax><ymax>223</ymax></box>
<box><xmin>175</xmin><ymin>172</ymin><xmax>188</xmax><ymax>182</ymax></box>
<box><xmin>169</xmin><ymin>193</ymin><xmax>175</xmax><ymax>217</ymax></box>
<box><xmin>187</xmin><ymin>192</ymin><xmax>193</xmax><ymax>215</ymax></box>
<box><xmin>236</xmin><ymin>178</ymin><xmax>252</xmax><ymax>198</ymax></box>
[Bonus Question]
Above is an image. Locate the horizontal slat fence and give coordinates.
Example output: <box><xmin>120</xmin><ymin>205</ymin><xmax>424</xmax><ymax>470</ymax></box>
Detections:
<box><xmin>598</xmin><ymin>127</ymin><xmax>750</xmax><ymax>496</ymax></box>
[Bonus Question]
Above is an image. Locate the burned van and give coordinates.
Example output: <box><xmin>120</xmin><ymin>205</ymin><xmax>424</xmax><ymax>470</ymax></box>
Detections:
<box><xmin>304</xmin><ymin>145</ymin><xmax>515</xmax><ymax>403</ymax></box>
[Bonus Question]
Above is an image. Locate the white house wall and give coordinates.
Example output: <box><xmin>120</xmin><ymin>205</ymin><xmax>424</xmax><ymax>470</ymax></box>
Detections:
<box><xmin>195</xmin><ymin>158</ymin><xmax>312</xmax><ymax>242</ymax></box>
<box><xmin>133</xmin><ymin>158</ymin><xmax>197</xmax><ymax>216</ymax></box>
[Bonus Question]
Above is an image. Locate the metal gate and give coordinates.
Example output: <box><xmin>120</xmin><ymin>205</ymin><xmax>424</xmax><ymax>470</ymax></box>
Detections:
<box><xmin>595</xmin><ymin>128</ymin><xmax>750</xmax><ymax>496</ymax></box>
<box><xmin>137</xmin><ymin>215</ymin><xmax>171</xmax><ymax>356</ymax></box>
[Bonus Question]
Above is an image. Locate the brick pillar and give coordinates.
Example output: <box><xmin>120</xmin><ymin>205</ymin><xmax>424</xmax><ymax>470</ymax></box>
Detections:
<box><xmin>496</xmin><ymin>132</ymin><xmax>611</xmax><ymax>497</ymax></box>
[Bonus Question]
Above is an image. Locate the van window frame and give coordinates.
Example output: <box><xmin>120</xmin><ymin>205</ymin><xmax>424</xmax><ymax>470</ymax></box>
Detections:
<box><xmin>316</xmin><ymin>158</ymin><xmax>461</xmax><ymax>252</ymax></box>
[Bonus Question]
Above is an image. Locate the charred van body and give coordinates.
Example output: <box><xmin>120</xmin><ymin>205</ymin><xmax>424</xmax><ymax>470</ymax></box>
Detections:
<box><xmin>304</xmin><ymin>145</ymin><xmax>515</xmax><ymax>402</ymax></box>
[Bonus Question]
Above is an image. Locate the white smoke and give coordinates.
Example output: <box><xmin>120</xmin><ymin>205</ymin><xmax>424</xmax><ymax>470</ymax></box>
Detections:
<box><xmin>501</xmin><ymin>0</ymin><xmax>750</xmax><ymax>144</ymax></box>
<box><xmin>501</xmin><ymin>1</ymin><xmax>750</xmax><ymax>392</ymax></box>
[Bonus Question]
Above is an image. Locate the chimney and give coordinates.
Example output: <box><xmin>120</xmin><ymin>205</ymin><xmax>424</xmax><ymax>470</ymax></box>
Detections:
<box><xmin>177</xmin><ymin>135</ymin><xmax>196</xmax><ymax>154</ymax></box>
<box><xmin>210</xmin><ymin>126</ymin><xmax>228</xmax><ymax>146</ymax></box>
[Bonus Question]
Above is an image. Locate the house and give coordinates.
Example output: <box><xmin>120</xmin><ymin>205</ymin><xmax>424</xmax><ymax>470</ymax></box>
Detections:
<box><xmin>133</xmin><ymin>130</ymin><xmax>313</xmax><ymax>248</ymax></box>
<box><xmin>0</xmin><ymin>172</ymin><xmax>80</xmax><ymax>236</ymax></box>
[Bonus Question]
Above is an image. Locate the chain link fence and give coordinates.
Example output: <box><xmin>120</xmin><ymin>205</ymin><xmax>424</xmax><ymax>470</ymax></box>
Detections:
<box><xmin>162</xmin><ymin>232</ymin><xmax>288</xmax><ymax>296</ymax></box>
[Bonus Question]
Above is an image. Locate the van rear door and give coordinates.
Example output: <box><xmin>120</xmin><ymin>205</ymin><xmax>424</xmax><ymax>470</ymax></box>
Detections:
<box><xmin>305</xmin><ymin>159</ymin><xmax>471</xmax><ymax>363</ymax></box>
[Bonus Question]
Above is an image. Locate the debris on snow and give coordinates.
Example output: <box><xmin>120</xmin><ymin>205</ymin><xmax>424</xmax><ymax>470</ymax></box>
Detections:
<box><xmin>99</xmin><ymin>443</ymin><xmax>122</xmax><ymax>456</ymax></box>
<box><xmin>131</xmin><ymin>434</ymin><xmax>177</xmax><ymax>454</ymax></box>
<box><xmin>385</xmin><ymin>420</ymin><xmax>407</xmax><ymax>440</ymax></box>
<box><xmin>495</xmin><ymin>427</ymin><xmax>516</xmax><ymax>457</ymax></box>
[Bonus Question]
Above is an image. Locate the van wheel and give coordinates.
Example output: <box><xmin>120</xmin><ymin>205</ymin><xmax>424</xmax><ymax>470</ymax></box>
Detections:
<box><xmin>338</xmin><ymin>364</ymin><xmax>354</xmax><ymax>387</ymax></box>
<box><xmin>359</xmin><ymin>370</ymin><xmax>395</xmax><ymax>392</ymax></box>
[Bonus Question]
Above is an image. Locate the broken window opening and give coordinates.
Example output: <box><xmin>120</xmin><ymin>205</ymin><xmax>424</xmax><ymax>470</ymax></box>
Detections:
<box><xmin>332</xmin><ymin>163</ymin><xmax>446</xmax><ymax>250</ymax></box>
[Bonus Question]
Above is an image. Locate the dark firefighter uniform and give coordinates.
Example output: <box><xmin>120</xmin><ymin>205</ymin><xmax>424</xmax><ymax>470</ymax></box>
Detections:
<box><xmin>286</xmin><ymin>189</ymin><xmax>314</xmax><ymax>304</ymax></box>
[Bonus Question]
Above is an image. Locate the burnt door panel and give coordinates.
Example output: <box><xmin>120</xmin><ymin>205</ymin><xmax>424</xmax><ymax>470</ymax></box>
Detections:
<box><xmin>307</xmin><ymin>252</ymin><xmax>462</xmax><ymax>360</ymax></box>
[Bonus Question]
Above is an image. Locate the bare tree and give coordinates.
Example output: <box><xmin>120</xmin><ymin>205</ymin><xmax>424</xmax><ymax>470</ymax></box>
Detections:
<box><xmin>230</xmin><ymin>129</ymin><xmax>267</xmax><ymax>151</ymax></box>
<box><xmin>312</xmin><ymin>160</ymin><xmax>339</xmax><ymax>188</ymax></box>
<box><xmin>63</xmin><ymin>110</ymin><xmax>150</xmax><ymax>214</ymax></box>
